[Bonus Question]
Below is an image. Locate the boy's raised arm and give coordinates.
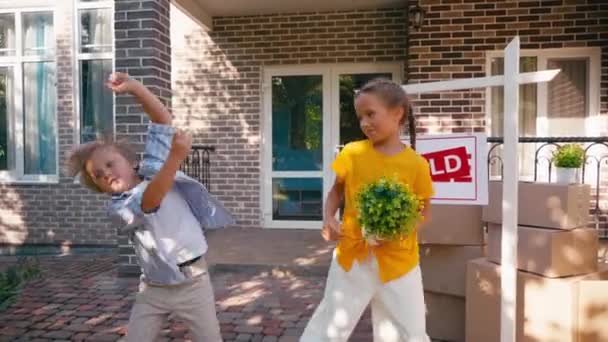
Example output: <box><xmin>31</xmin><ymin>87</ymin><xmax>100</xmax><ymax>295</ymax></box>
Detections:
<box><xmin>107</xmin><ymin>72</ymin><xmax>172</xmax><ymax>125</ymax></box>
<box><xmin>141</xmin><ymin>130</ymin><xmax>192</xmax><ymax>212</ymax></box>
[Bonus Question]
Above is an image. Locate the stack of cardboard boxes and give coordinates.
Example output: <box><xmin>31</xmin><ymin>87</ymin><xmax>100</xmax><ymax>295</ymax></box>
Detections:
<box><xmin>467</xmin><ymin>181</ymin><xmax>608</xmax><ymax>342</ymax></box>
<box><xmin>419</xmin><ymin>204</ymin><xmax>486</xmax><ymax>341</ymax></box>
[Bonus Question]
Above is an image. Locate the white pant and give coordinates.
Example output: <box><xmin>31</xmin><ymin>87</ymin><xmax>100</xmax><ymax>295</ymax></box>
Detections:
<box><xmin>301</xmin><ymin>254</ymin><xmax>429</xmax><ymax>342</ymax></box>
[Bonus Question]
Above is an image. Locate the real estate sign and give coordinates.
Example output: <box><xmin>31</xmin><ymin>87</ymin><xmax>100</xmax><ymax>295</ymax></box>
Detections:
<box><xmin>414</xmin><ymin>133</ymin><xmax>488</xmax><ymax>205</ymax></box>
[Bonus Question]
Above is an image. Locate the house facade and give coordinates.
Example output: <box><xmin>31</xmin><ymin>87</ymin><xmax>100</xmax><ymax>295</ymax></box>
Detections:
<box><xmin>0</xmin><ymin>0</ymin><xmax>606</xmax><ymax>274</ymax></box>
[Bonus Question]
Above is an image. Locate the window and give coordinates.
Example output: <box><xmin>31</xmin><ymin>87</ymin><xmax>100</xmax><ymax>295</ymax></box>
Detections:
<box><xmin>0</xmin><ymin>8</ymin><xmax>57</xmax><ymax>181</ymax></box>
<box><xmin>76</xmin><ymin>0</ymin><xmax>113</xmax><ymax>143</ymax></box>
<box><xmin>486</xmin><ymin>48</ymin><xmax>601</xmax><ymax>180</ymax></box>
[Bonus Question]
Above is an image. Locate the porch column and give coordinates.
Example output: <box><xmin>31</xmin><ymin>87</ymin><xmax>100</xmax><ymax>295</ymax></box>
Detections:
<box><xmin>114</xmin><ymin>0</ymin><xmax>172</xmax><ymax>276</ymax></box>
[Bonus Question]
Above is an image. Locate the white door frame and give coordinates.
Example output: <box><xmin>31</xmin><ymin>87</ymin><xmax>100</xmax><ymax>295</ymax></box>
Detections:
<box><xmin>261</xmin><ymin>62</ymin><xmax>403</xmax><ymax>229</ymax></box>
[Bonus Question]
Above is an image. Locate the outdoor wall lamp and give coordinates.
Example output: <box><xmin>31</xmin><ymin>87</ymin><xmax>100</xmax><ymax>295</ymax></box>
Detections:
<box><xmin>409</xmin><ymin>4</ymin><xmax>426</xmax><ymax>31</ymax></box>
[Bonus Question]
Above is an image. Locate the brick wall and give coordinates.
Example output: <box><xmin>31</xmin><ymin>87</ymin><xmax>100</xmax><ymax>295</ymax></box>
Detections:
<box><xmin>171</xmin><ymin>7</ymin><xmax>408</xmax><ymax>229</ymax></box>
<box><xmin>115</xmin><ymin>0</ymin><xmax>172</xmax><ymax>275</ymax></box>
<box><xmin>409</xmin><ymin>0</ymin><xmax>606</xmax><ymax>134</ymax></box>
<box><xmin>0</xmin><ymin>1</ymin><xmax>115</xmax><ymax>246</ymax></box>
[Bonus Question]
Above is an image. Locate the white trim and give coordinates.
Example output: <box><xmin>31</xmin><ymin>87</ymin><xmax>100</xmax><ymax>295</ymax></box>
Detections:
<box><xmin>0</xmin><ymin>6</ymin><xmax>54</xmax><ymax>14</ymax></box>
<box><xmin>271</xmin><ymin>171</ymin><xmax>324</xmax><ymax>178</ymax></box>
<box><xmin>78</xmin><ymin>49</ymin><xmax>113</xmax><ymax>57</ymax></box>
<box><xmin>0</xmin><ymin>175</ymin><xmax>59</xmax><ymax>184</ymax></box>
<box><xmin>261</xmin><ymin>62</ymin><xmax>403</xmax><ymax>229</ymax></box>
<box><xmin>51</xmin><ymin>8</ymin><xmax>59</xmax><ymax>179</ymax></box>
<box><xmin>14</xmin><ymin>10</ymin><xmax>23</xmax><ymax>178</ymax></box>
<box><xmin>0</xmin><ymin>1</ymin><xmax>54</xmax><ymax>9</ymax></box>
<box><xmin>265</xmin><ymin>220</ymin><xmax>323</xmax><ymax>230</ymax></box>
<box><xmin>76</xmin><ymin>1</ymin><xmax>114</xmax><ymax>10</ymax></box>
<box><xmin>0</xmin><ymin>178</ymin><xmax>59</xmax><ymax>185</ymax></box>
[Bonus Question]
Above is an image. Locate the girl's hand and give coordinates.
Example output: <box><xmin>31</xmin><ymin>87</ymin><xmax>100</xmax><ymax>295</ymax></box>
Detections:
<box><xmin>169</xmin><ymin>130</ymin><xmax>192</xmax><ymax>162</ymax></box>
<box><xmin>106</xmin><ymin>72</ymin><xmax>141</xmax><ymax>94</ymax></box>
<box><xmin>321</xmin><ymin>216</ymin><xmax>341</xmax><ymax>242</ymax></box>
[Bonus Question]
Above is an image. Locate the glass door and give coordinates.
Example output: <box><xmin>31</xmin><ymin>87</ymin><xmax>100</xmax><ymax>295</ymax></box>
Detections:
<box><xmin>262</xmin><ymin>64</ymin><xmax>402</xmax><ymax>229</ymax></box>
<box><xmin>262</xmin><ymin>67</ymin><xmax>330</xmax><ymax>229</ymax></box>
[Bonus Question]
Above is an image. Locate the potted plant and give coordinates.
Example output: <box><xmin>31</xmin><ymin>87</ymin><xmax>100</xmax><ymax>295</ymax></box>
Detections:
<box><xmin>356</xmin><ymin>177</ymin><xmax>423</xmax><ymax>245</ymax></box>
<box><xmin>552</xmin><ymin>144</ymin><xmax>585</xmax><ymax>184</ymax></box>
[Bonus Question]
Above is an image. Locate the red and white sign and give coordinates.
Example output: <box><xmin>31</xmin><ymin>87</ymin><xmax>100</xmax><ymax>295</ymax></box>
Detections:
<box><xmin>414</xmin><ymin>133</ymin><xmax>488</xmax><ymax>205</ymax></box>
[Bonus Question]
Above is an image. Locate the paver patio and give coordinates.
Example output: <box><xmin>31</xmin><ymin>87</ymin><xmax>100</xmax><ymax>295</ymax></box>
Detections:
<box><xmin>0</xmin><ymin>227</ymin><xmax>474</xmax><ymax>341</ymax></box>
<box><xmin>0</xmin><ymin>254</ymin><xmax>377</xmax><ymax>342</ymax></box>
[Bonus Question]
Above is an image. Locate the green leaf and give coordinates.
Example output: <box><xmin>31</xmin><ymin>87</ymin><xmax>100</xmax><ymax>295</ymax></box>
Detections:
<box><xmin>356</xmin><ymin>176</ymin><xmax>422</xmax><ymax>240</ymax></box>
<box><xmin>552</xmin><ymin>144</ymin><xmax>585</xmax><ymax>168</ymax></box>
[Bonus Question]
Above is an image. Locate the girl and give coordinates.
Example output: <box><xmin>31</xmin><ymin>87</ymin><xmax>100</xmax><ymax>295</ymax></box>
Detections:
<box><xmin>301</xmin><ymin>79</ymin><xmax>434</xmax><ymax>342</ymax></box>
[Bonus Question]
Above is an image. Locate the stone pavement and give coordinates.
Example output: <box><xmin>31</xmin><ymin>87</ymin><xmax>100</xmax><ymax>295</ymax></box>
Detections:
<box><xmin>0</xmin><ymin>226</ymin><xmax>455</xmax><ymax>342</ymax></box>
<box><xmin>205</xmin><ymin>228</ymin><xmax>334</xmax><ymax>274</ymax></box>
<box><xmin>0</xmin><ymin>254</ymin><xmax>377</xmax><ymax>342</ymax></box>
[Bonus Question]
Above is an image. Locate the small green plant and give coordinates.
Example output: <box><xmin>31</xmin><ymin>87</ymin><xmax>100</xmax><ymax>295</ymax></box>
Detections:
<box><xmin>552</xmin><ymin>144</ymin><xmax>585</xmax><ymax>168</ymax></box>
<box><xmin>356</xmin><ymin>177</ymin><xmax>423</xmax><ymax>241</ymax></box>
<box><xmin>0</xmin><ymin>256</ymin><xmax>41</xmax><ymax>310</ymax></box>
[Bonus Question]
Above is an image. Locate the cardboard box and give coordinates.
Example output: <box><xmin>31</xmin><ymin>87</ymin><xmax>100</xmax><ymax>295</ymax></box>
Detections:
<box><xmin>482</xmin><ymin>181</ymin><xmax>590</xmax><ymax>229</ymax></box>
<box><xmin>418</xmin><ymin>204</ymin><xmax>484</xmax><ymax>245</ymax></box>
<box><xmin>466</xmin><ymin>258</ymin><xmax>608</xmax><ymax>342</ymax></box>
<box><xmin>420</xmin><ymin>245</ymin><xmax>485</xmax><ymax>297</ymax></box>
<box><xmin>425</xmin><ymin>291</ymin><xmax>465</xmax><ymax>342</ymax></box>
<box><xmin>487</xmin><ymin>224</ymin><xmax>598</xmax><ymax>278</ymax></box>
<box><xmin>599</xmin><ymin>239</ymin><xmax>608</xmax><ymax>263</ymax></box>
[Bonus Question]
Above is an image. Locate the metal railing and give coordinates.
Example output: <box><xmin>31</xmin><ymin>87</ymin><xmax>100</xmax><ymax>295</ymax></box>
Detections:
<box><xmin>487</xmin><ymin>137</ymin><xmax>608</xmax><ymax>232</ymax></box>
<box><xmin>180</xmin><ymin>145</ymin><xmax>214</xmax><ymax>190</ymax></box>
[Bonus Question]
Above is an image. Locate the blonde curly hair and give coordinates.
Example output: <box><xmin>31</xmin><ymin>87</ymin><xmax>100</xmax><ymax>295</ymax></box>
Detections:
<box><xmin>66</xmin><ymin>139</ymin><xmax>138</xmax><ymax>193</ymax></box>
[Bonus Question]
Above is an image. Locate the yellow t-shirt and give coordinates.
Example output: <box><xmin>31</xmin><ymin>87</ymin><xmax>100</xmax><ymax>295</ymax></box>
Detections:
<box><xmin>333</xmin><ymin>139</ymin><xmax>434</xmax><ymax>283</ymax></box>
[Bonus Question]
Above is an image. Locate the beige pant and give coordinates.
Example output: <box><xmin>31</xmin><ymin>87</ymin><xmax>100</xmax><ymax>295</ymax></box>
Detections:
<box><xmin>126</xmin><ymin>258</ymin><xmax>222</xmax><ymax>342</ymax></box>
<box><xmin>301</xmin><ymin>254</ymin><xmax>430</xmax><ymax>342</ymax></box>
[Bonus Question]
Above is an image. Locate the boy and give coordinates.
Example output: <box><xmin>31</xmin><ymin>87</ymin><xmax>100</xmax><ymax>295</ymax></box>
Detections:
<box><xmin>68</xmin><ymin>72</ymin><xmax>233</xmax><ymax>341</ymax></box>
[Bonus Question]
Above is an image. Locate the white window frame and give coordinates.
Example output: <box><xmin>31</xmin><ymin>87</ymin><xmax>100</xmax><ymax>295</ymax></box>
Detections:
<box><xmin>73</xmin><ymin>0</ymin><xmax>115</xmax><ymax>144</ymax></box>
<box><xmin>0</xmin><ymin>6</ymin><xmax>58</xmax><ymax>183</ymax></box>
<box><xmin>485</xmin><ymin>47</ymin><xmax>602</xmax><ymax>138</ymax></box>
<box><xmin>261</xmin><ymin>62</ymin><xmax>402</xmax><ymax>229</ymax></box>
<box><xmin>485</xmin><ymin>47</ymin><xmax>602</xmax><ymax>183</ymax></box>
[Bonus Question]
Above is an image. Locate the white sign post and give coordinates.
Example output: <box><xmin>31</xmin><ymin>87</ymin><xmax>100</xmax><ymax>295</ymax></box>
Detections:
<box><xmin>403</xmin><ymin>37</ymin><xmax>559</xmax><ymax>342</ymax></box>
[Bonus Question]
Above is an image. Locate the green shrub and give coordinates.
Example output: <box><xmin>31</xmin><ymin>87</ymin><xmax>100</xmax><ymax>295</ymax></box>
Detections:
<box><xmin>0</xmin><ymin>256</ymin><xmax>41</xmax><ymax>309</ymax></box>
<box><xmin>553</xmin><ymin>144</ymin><xmax>585</xmax><ymax>168</ymax></box>
<box><xmin>356</xmin><ymin>177</ymin><xmax>423</xmax><ymax>241</ymax></box>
